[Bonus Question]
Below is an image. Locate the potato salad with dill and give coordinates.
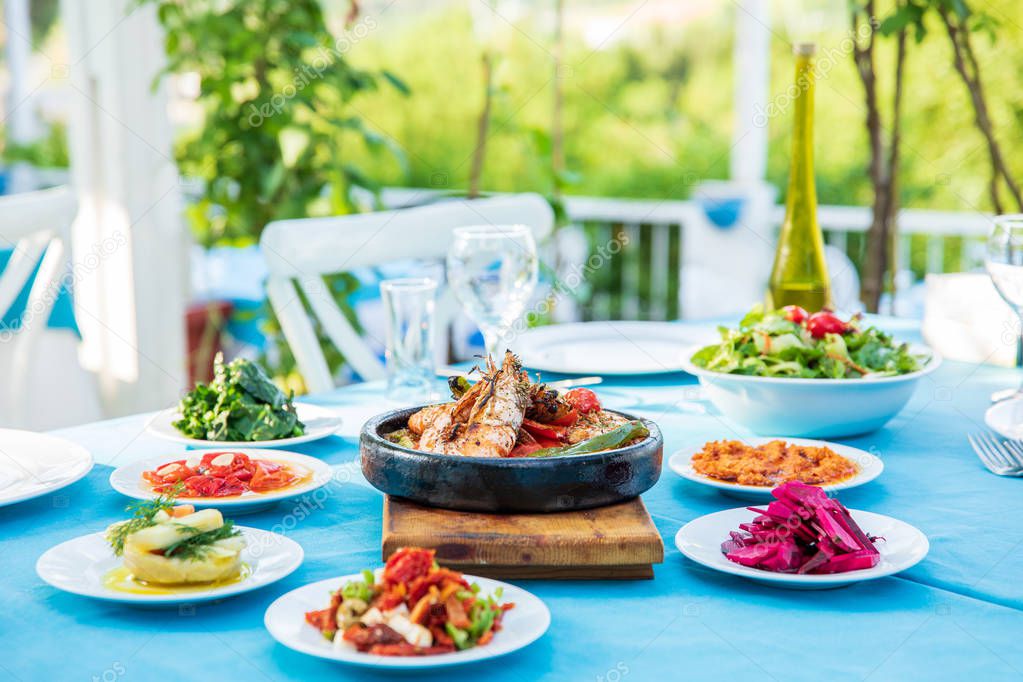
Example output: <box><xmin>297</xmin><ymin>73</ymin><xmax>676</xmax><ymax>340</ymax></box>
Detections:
<box><xmin>105</xmin><ymin>490</ymin><xmax>245</xmax><ymax>585</ymax></box>
<box><xmin>690</xmin><ymin>306</ymin><xmax>925</xmax><ymax>379</ymax></box>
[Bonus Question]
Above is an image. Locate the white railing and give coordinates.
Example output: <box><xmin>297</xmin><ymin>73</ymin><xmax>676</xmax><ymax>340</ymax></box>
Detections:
<box><xmin>382</xmin><ymin>188</ymin><xmax>992</xmax><ymax>319</ymax></box>
<box><xmin>806</xmin><ymin>205</ymin><xmax>992</xmax><ymax>277</ymax></box>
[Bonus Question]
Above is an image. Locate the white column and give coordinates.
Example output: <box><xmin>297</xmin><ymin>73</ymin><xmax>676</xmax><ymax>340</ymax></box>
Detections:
<box><xmin>731</xmin><ymin>0</ymin><xmax>771</xmax><ymax>183</ymax></box>
<box><xmin>4</xmin><ymin>0</ymin><xmax>43</xmax><ymax>193</ymax></box>
<box><xmin>61</xmin><ymin>0</ymin><xmax>188</xmax><ymax>415</ymax></box>
<box><xmin>3</xmin><ymin>0</ymin><xmax>39</xmax><ymax>145</ymax></box>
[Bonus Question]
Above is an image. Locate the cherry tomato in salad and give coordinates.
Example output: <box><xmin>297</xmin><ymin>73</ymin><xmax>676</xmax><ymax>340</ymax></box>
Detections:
<box><xmin>565</xmin><ymin>388</ymin><xmax>601</xmax><ymax>414</ymax></box>
<box><xmin>805</xmin><ymin>311</ymin><xmax>847</xmax><ymax>339</ymax></box>
<box><xmin>783</xmin><ymin>305</ymin><xmax>809</xmax><ymax>324</ymax></box>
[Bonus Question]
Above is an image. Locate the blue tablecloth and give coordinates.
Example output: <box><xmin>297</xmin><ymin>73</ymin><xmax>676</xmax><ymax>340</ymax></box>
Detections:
<box><xmin>3</xmin><ymin>324</ymin><xmax>1023</xmax><ymax>681</ymax></box>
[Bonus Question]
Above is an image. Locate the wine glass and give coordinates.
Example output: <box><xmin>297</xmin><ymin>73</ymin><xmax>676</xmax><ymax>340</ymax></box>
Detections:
<box><xmin>985</xmin><ymin>214</ymin><xmax>1023</xmax><ymax>401</ymax></box>
<box><xmin>446</xmin><ymin>224</ymin><xmax>538</xmax><ymax>360</ymax></box>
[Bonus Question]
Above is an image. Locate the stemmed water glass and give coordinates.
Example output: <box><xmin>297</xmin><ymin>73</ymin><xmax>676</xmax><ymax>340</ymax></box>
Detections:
<box><xmin>446</xmin><ymin>224</ymin><xmax>538</xmax><ymax>360</ymax></box>
<box><xmin>986</xmin><ymin>215</ymin><xmax>1023</xmax><ymax>401</ymax></box>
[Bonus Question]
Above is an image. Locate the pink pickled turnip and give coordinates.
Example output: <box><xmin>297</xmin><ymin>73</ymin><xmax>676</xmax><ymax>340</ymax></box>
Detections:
<box><xmin>719</xmin><ymin>481</ymin><xmax>880</xmax><ymax>575</ymax></box>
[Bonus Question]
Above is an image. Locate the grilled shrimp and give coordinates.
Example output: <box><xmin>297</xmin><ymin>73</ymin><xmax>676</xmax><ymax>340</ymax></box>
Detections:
<box><xmin>418</xmin><ymin>352</ymin><xmax>529</xmax><ymax>457</ymax></box>
<box><xmin>408</xmin><ymin>404</ymin><xmax>451</xmax><ymax>436</ymax></box>
<box><xmin>414</xmin><ymin>378</ymin><xmax>486</xmax><ymax>449</ymax></box>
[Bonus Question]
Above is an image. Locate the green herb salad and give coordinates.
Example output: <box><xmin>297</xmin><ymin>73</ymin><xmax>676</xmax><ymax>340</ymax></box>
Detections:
<box><xmin>690</xmin><ymin>306</ymin><xmax>927</xmax><ymax>379</ymax></box>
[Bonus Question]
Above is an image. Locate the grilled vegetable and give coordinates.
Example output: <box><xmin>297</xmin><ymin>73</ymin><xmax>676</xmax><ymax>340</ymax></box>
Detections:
<box><xmin>448</xmin><ymin>375</ymin><xmax>473</xmax><ymax>399</ymax></box>
<box><xmin>524</xmin><ymin>420</ymin><xmax>650</xmax><ymax>458</ymax></box>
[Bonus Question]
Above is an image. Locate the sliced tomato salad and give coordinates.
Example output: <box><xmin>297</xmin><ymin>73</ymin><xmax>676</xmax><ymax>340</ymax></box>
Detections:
<box><xmin>141</xmin><ymin>451</ymin><xmax>301</xmax><ymax>497</ymax></box>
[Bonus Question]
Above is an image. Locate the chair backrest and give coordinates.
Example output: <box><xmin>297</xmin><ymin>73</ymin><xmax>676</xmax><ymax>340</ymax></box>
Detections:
<box><xmin>261</xmin><ymin>193</ymin><xmax>555</xmax><ymax>393</ymax></box>
<box><xmin>0</xmin><ymin>186</ymin><xmax>78</xmax><ymax>423</ymax></box>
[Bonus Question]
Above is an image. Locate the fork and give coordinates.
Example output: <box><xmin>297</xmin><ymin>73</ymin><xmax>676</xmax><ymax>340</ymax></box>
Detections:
<box><xmin>968</xmin><ymin>432</ymin><xmax>1023</xmax><ymax>477</ymax></box>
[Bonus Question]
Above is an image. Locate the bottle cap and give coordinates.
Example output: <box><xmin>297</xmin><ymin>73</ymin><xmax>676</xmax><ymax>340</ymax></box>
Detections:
<box><xmin>793</xmin><ymin>42</ymin><xmax>817</xmax><ymax>56</ymax></box>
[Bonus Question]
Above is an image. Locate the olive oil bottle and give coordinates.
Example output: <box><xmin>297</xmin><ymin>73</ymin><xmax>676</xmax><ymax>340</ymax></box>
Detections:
<box><xmin>767</xmin><ymin>43</ymin><xmax>831</xmax><ymax>311</ymax></box>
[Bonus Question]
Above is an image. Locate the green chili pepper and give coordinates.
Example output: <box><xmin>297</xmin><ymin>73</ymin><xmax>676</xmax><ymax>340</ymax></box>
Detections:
<box><xmin>525</xmin><ymin>421</ymin><xmax>650</xmax><ymax>458</ymax></box>
<box><xmin>444</xmin><ymin>622</ymin><xmax>471</xmax><ymax>650</ymax></box>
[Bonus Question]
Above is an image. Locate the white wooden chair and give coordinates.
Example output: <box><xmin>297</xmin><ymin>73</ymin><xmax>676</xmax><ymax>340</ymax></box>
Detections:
<box><xmin>0</xmin><ymin>186</ymin><xmax>100</xmax><ymax>428</ymax></box>
<box><xmin>261</xmin><ymin>193</ymin><xmax>555</xmax><ymax>393</ymax></box>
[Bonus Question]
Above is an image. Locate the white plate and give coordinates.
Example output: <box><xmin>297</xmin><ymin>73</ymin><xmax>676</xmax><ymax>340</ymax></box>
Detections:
<box><xmin>984</xmin><ymin>397</ymin><xmax>1023</xmax><ymax>440</ymax></box>
<box><xmin>109</xmin><ymin>449</ymin><xmax>335</xmax><ymax>513</ymax></box>
<box><xmin>146</xmin><ymin>403</ymin><xmax>342</xmax><ymax>448</ymax></box>
<box><xmin>668</xmin><ymin>437</ymin><xmax>884</xmax><ymax>501</ymax></box>
<box><xmin>516</xmin><ymin>321</ymin><xmax>718</xmax><ymax>376</ymax></box>
<box><xmin>0</xmin><ymin>429</ymin><xmax>93</xmax><ymax>507</ymax></box>
<box><xmin>265</xmin><ymin>574</ymin><xmax>550</xmax><ymax>669</ymax></box>
<box><xmin>36</xmin><ymin>526</ymin><xmax>303</xmax><ymax>605</ymax></box>
<box><xmin>675</xmin><ymin>507</ymin><xmax>928</xmax><ymax>589</ymax></box>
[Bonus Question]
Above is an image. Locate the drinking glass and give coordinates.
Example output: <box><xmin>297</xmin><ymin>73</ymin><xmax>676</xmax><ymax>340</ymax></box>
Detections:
<box><xmin>380</xmin><ymin>277</ymin><xmax>437</xmax><ymax>402</ymax></box>
<box><xmin>986</xmin><ymin>215</ymin><xmax>1023</xmax><ymax>400</ymax></box>
<box><xmin>446</xmin><ymin>225</ymin><xmax>538</xmax><ymax>359</ymax></box>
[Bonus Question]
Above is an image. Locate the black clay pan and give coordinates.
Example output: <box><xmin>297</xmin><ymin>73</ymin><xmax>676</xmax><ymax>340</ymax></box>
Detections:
<box><xmin>360</xmin><ymin>406</ymin><xmax>663</xmax><ymax>513</ymax></box>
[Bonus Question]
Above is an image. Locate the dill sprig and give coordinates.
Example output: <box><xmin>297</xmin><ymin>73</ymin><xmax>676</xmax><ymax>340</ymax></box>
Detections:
<box><xmin>161</xmin><ymin>520</ymin><xmax>241</xmax><ymax>560</ymax></box>
<box><xmin>105</xmin><ymin>484</ymin><xmax>183</xmax><ymax>556</ymax></box>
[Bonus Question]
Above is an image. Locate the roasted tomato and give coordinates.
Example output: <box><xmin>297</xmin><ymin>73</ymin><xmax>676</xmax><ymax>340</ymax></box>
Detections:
<box><xmin>805</xmin><ymin>311</ymin><xmax>847</xmax><ymax>339</ymax></box>
<box><xmin>548</xmin><ymin>408</ymin><xmax>578</xmax><ymax>426</ymax></box>
<box><xmin>249</xmin><ymin>460</ymin><xmax>294</xmax><ymax>492</ymax></box>
<box><xmin>383</xmin><ymin>547</ymin><xmax>435</xmax><ymax>585</ymax></box>
<box><xmin>783</xmin><ymin>305</ymin><xmax>809</xmax><ymax>324</ymax></box>
<box><xmin>143</xmin><ymin>451</ymin><xmax>298</xmax><ymax>497</ymax></box>
<box><xmin>565</xmin><ymin>388</ymin><xmax>601</xmax><ymax>414</ymax></box>
<box><xmin>521</xmin><ymin>418</ymin><xmax>567</xmax><ymax>442</ymax></box>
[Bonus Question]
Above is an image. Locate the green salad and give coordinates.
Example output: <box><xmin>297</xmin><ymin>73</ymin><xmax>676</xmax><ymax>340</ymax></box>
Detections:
<box><xmin>173</xmin><ymin>354</ymin><xmax>305</xmax><ymax>441</ymax></box>
<box><xmin>690</xmin><ymin>306</ymin><xmax>926</xmax><ymax>379</ymax></box>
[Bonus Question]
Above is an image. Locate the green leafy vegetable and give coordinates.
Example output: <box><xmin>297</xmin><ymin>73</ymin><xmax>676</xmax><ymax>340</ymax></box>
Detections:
<box><xmin>173</xmin><ymin>353</ymin><xmax>305</xmax><ymax>441</ymax></box>
<box><xmin>105</xmin><ymin>485</ymin><xmax>182</xmax><ymax>556</ymax></box>
<box><xmin>690</xmin><ymin>306</ymin><xmax>926</xmax><ymax>379</ymax></box>
<box><xmin>525</xmin><ymin>420</ymin><xmax>650</xmax><ymax>458</ymax></box>
<box><xmin>161</xmin><ymin>521</ymin><xmax>242</xmax><ymax>560</ymax></box>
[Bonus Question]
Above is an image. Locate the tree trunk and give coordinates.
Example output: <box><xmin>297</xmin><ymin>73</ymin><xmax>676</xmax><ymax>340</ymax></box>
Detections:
<box><xmin>940</xmin><ymin>7</ymin><xmax>1023</xmax><ymax>213</ymax></box>
<box><xmin>551</xmin><ymin>0</ymin><xmax>565</xmax><ymax>198</ymax></box>
<box><xmin>852</xmin><ymin>3</ymin><xmax>906</xmax><ymax>313</ymax></box>
<box><xmin>468</xmin><ymin>51</ymin><xmax>494</xmax><ymax>199</ymax></box>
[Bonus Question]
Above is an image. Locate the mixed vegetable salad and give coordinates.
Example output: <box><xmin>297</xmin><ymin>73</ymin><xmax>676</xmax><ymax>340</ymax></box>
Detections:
<box><xmin>305</xmin><ymin>548</ymin><xmax>513</xmax><ymax>656</ymax></box>
<box><xmin>690</xmin><ymin>306</ymin><xmax>926</xmax><ymax>379</ymax></box>
<box><xmin>173</xmin><ymin>354</ymin><xmax>305</xmax><ymax>442</ymax></box>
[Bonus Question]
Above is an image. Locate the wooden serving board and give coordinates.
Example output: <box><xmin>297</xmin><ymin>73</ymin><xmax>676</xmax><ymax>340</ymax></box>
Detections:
<box><xmin>382</xmin><ymin>496</ymin><xmax>664</xmax><ymax>580</ymax></box>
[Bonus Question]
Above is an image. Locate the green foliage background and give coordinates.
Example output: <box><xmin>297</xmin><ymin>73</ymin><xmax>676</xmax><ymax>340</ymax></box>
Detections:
<box><xmin>336</xmin><ymin>0</ymin><xmax>1021</xmax><ymax>215</ymax></box>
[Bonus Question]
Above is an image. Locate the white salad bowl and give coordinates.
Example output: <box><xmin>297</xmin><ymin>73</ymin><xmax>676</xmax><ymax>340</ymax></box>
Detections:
<box><xmin>678</xmin><ymin>346</ymin><xmax>941</xmax><ymax>438</ymax></box>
